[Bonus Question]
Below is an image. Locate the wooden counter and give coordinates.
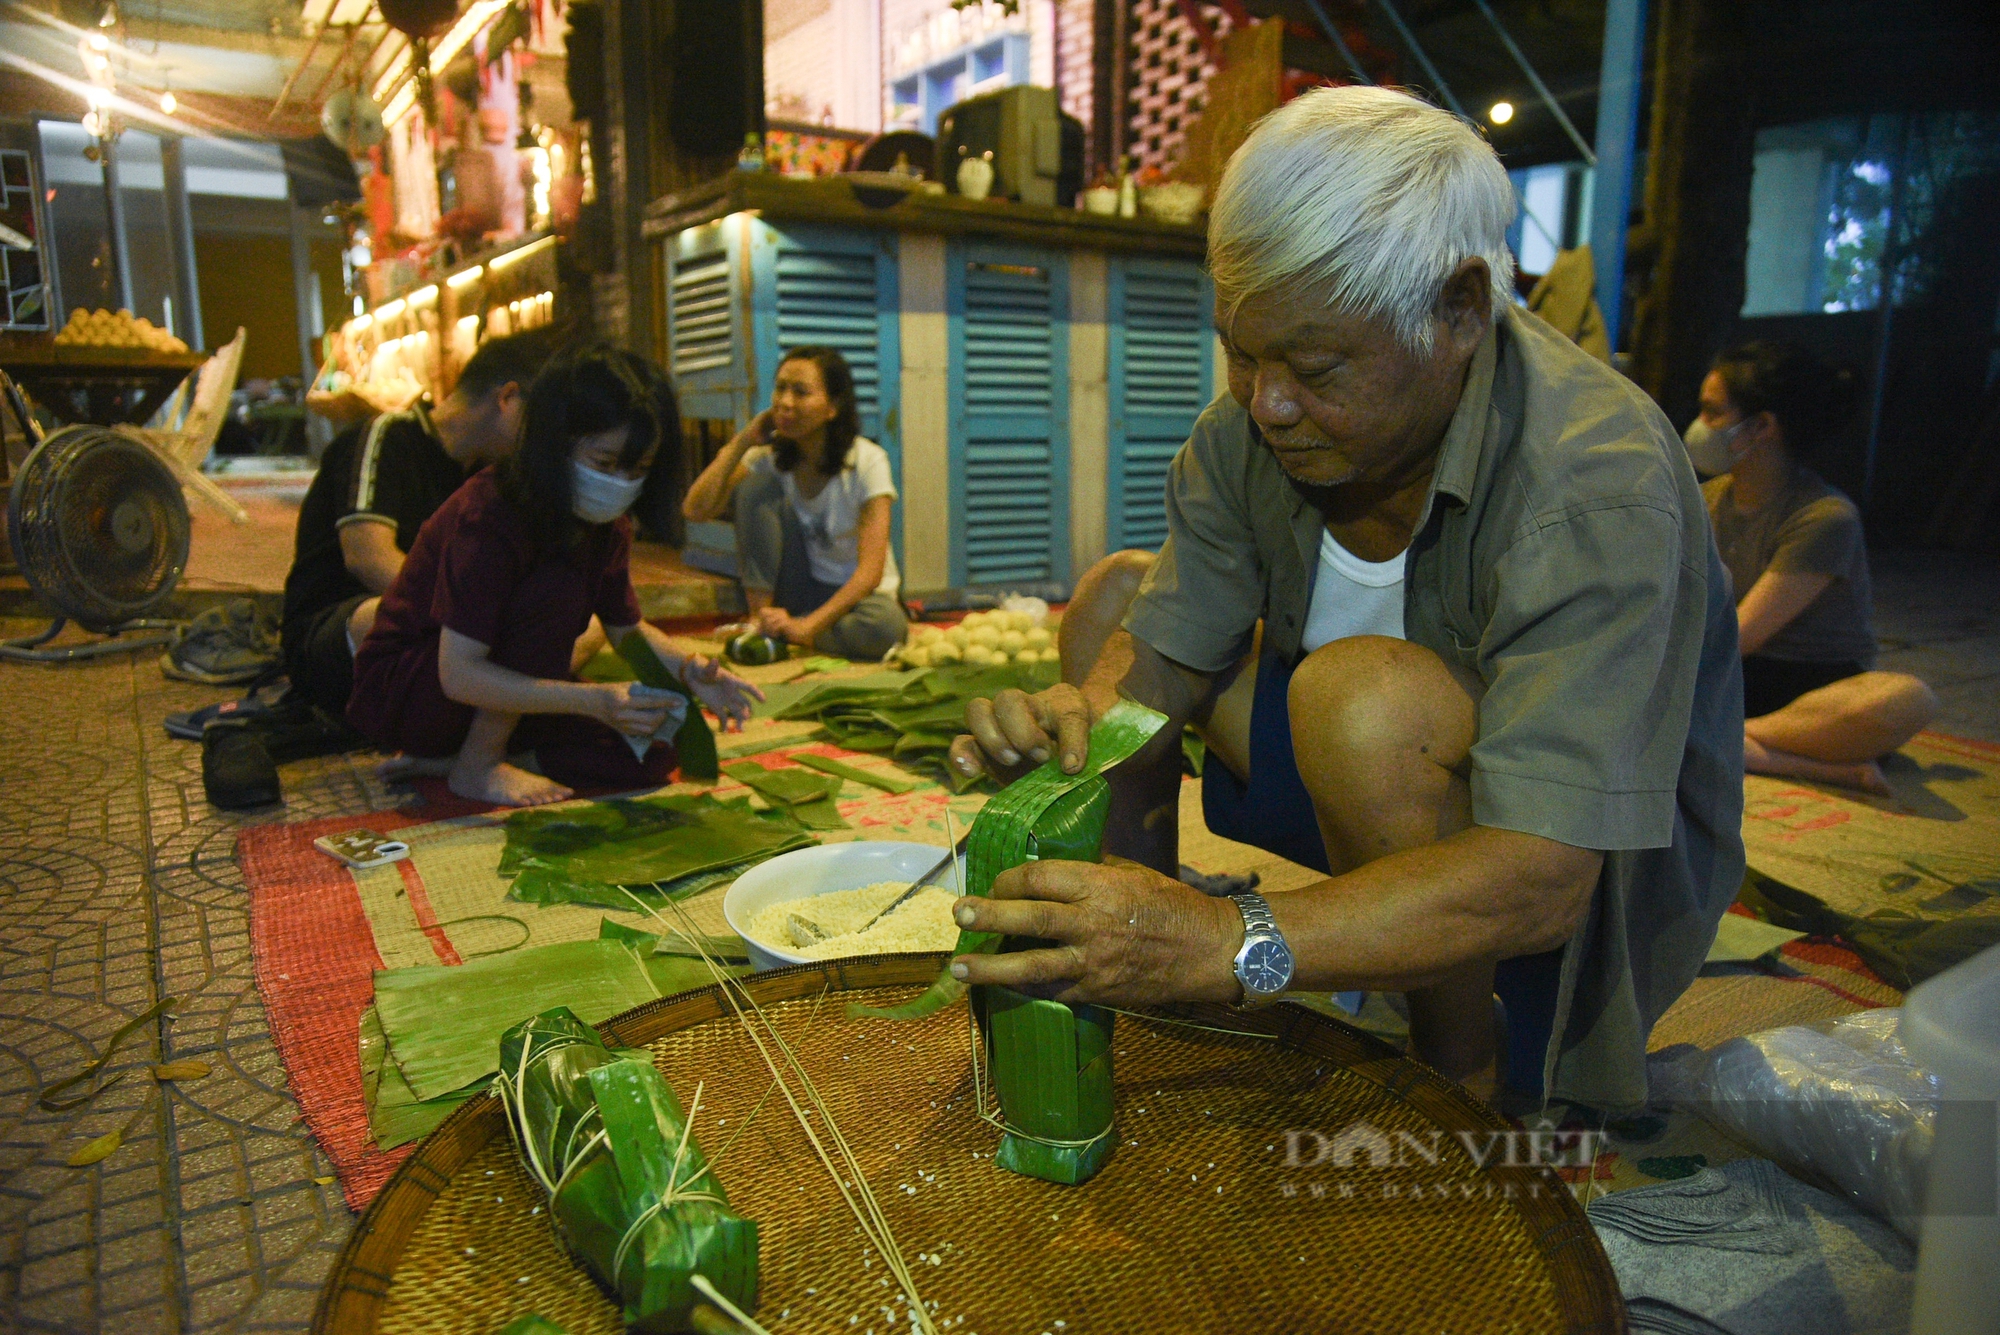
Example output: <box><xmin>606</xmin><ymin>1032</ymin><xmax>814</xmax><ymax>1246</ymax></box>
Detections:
<box><xmin>642</xmin><ymin>170</ymin><xmax>1206</xmax><ymax>259</ymax></box>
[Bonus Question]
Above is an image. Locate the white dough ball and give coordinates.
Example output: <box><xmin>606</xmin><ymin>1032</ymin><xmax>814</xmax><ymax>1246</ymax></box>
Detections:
<box><xmin>964</xmin><ymin>644</ymin><xmax>995</xmax><ymax>665</ymax></box>
<box><xmin>945</xmin><ymin>627</ymin><xmax>969</xmax><ymax>650</ymax></box>
<box><xmin>930</xmin><ymin>640</ymin><xmax>962</xmax><ymax>664</ymax></box>
<box><xmin>1023</xmin><ymin>627</ymin><xmax>1052</xmax><ymax>651</ymax></box>
<box><xmin>998</xmin><ymin>630</ymin><xmax>1026</xmax><ymax>655</ymax></box>
<box><xmin>968</xmin><ymin>626</ymin><xmax>1001</xmax><ymax>650</ymax></box>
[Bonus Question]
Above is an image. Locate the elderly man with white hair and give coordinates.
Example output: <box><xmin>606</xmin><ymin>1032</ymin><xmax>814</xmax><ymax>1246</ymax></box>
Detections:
<box><xmin>946</xmin><ymin>86</ymin><xmax>1745</xmax><ymax>1113</ymax></box>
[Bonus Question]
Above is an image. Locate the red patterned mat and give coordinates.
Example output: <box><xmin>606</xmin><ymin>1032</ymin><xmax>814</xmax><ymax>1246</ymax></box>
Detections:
<box><xmin>238</xmin><ymin>789</ymin><xmax>490</xmax><ymax>1210</ymax></box>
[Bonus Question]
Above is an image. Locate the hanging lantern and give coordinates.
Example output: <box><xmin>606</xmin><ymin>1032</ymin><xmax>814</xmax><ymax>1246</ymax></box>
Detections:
<box><xmin>377</xmin><ymin>0</ymin><xmax>457</xmax><ymax>39</ymax></box>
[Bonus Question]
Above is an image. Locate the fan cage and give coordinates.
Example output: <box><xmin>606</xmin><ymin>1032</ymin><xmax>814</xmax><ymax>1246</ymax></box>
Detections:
<box><xmin>7</xmin><ymin>426</ymin><xmax>190</xmax><ymax>630</ymax></box>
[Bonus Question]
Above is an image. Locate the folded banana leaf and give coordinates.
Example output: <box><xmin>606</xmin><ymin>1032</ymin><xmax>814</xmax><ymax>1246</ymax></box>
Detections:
<box><xmin>618</xmin><ymin>636</ymin><xmax>720</xmax><ymax>782</ymax></box>
<box><xmin>375</xmin><ymin>934</ymin><xmax>745</xmax><ymax>1103</ymax></box>
<box><xmin>497</xmin><ymin>1008</ymin><xmax>758</xmax><ymax>1332</ymax></box>
<box><xmin>786</xmin><ymin>752</ymin><xmax>921</xmax><ymax>795</ymax></box>
<box><xmin>978</xmin><ymin>986</ymin><xmax>1117</xmax><ymax>1185</ymax></box>
<box><xmin>361</xmin><ymin>1003</ymin><xmax>484</xmax><ymax>1148</ymax></box>
<box><xmin>502</xmin><ymin>793</ymin><xmax>817</xmax><ymax>908</ymax></box>
<box><xmin>719</xmin><ymin>760</ymin><xmax>849</xmax><ymax>831</ymax></box>
<box><xmin>850</xmin><ymin>700</ymin><xmax>1167</xmax><ymax>1185</ymax></box>
<box><xmin>774</xmin><ymin>663</ymin><xmax>1061</xmax><ymax>790</ymax></box>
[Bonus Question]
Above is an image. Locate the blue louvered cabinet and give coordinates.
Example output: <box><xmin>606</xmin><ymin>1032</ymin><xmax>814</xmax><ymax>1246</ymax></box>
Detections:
<box><xmin>1107</xmin><ymin>257</ymin><xmax>1214</xmax><ymax>552</ymax></box>
<box><xmin>748</xmin><ymin>222</ymin><xmax>902</xmax><ymax>482</ymax></box>
<box><xmin>663</xmin><ymin>218</ymin><xmax>902</xmax><ymax>574</ymax></box>
<box><xmin>946</xmin><ymin>242</ymin><xmax>1071</xmax><ymax>588</ymax></box>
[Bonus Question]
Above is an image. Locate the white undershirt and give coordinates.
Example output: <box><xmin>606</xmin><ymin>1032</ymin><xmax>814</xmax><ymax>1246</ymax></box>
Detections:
<box><xmin>1300</xmin><ymin>527</ymin><xmax>1406</xmax><ymax>652</ymax></box>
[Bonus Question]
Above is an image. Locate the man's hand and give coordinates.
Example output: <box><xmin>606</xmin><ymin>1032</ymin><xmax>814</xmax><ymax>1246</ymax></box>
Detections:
<box><xmin>948</xmin><ymin>683</ymin><xmax>1096</xmax><ymax>782</ymax></box>
<box><xmin>681</xmin><ymin>653</ymin><xmax>764</xmax><ymax>729</ymax></box>
<box><xmin>948</xmin><ymin>860</ymin><xmax>1243</xmax><ymax>1008</ymax></box>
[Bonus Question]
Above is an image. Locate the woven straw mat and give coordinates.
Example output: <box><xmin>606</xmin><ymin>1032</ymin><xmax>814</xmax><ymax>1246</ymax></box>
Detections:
<box><xmin>333</xmin><ymin>960</ymin><xmax>1620</xmax><ymax>1335</ymax></box>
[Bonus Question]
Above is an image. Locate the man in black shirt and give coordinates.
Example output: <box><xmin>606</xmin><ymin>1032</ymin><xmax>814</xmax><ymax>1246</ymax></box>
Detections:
<box><xmin>281</xmin><ymin>328</ymin><xmax>560</xmax><ymax>716</ymax></box>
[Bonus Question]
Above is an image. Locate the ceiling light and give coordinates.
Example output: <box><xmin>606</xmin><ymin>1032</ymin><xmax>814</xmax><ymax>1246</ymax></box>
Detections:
<box><xmin>1488</xmin><ymin>101</ymin><xmax>1515</xmax><ymax>126</ymax></box>
<box><xmin>88</xmin><ymin>32</ymin><xmax>110</xmax><ymax>51</ymax></box>
<box><xmin>159</xmin><ymin>89</ymin><xmax>176</xmax><ymax>114</ymax></box>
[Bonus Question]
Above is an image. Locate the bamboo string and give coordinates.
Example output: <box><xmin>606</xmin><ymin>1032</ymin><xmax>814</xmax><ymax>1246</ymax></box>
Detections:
<box><xmin>613</xmin><ymin>883</ymin><xmax>939</xmax><ymax>1335</ymax></box>
<box><xmin>612</xmin><ymin>1080</ymin><xmax>728</xmax><ymax>1276</ymax></box>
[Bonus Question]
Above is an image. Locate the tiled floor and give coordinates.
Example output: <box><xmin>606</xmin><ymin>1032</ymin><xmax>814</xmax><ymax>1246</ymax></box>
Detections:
<box><xmin>0</xmin><ymin>551</ymin><xmax>1994</xmax><ymax>1332</ymax></box>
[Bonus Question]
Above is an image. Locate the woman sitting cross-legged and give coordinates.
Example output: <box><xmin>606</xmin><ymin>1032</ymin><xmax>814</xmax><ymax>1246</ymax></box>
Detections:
<box><xmin>1686</xmin><ymin>339</ymin><xmax>1937</xmax><ymax>794</ymax></box>
<box><xmin>348</xmin><ymin>345</ymin><xmax>762</xmax><ymax>807</ymax></box>
<box><xmin>681</xmin><ymin>345</ymin><xmax>908</xmax><ymax>661</ymax></box>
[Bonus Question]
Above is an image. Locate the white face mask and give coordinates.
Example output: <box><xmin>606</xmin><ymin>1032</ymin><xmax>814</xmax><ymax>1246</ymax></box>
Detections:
<box><xmin>1682</xmin><ymin>417</ymin><xmax>1748</xmax><ymax>476</ymax></box>
<box><xmin>570</xmin><ymin>459</ymin><xmax>646</xmax><ymax>524</ymax></box>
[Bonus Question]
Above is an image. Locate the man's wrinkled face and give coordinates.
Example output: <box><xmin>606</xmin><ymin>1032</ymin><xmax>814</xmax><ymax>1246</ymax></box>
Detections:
<box><xmin>1217</xmin><ymin>284</ymin><xmax>1469</xmax><ymax>490</ymax></box>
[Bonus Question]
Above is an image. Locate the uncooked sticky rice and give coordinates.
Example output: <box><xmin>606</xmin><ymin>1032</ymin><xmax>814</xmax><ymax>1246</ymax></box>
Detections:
<box><xmin>747</xmin><ymin>881</ymin><xmax>959</xmax><ymax>960</ymax></box>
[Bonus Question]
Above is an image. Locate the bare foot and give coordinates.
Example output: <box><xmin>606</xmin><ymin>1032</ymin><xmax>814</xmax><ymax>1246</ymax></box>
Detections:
<box><xmin>377</xmin><ymin>753</ymin><xmax>454</xmax><ymax>781</ymax></box>
<box><xmin>1743</xmin><ymin>735</ymin><xmax>1893</xmax><ymax>795</ymax></box>
<box><xmin>449</xmin><ymin>759</ymin><xmax>573</xmax><ymax>807</ymax></box>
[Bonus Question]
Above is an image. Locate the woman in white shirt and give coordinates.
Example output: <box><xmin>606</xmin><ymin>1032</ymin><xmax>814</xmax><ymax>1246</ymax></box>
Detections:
<box><xmin>682</xmin><ymin>346</ymin><xmax>908</xmax><ymax>660</ymax></box>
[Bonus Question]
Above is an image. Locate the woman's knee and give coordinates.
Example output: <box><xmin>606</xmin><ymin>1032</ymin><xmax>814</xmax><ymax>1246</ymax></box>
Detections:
<box><xmin>1288</xmin><ymin>636</ymin><xmax>1479</xmax><ymax>766</ymax></box>
<box><xmin>1861</xmin><ymin>671</ymin><xmax>1939</xmax><ymax>734</ymax></box>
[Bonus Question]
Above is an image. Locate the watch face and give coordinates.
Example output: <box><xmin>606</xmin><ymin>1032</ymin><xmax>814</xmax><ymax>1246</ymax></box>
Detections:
<box><xmin>1241</xmin><ymin>938</ymin><xmax>1294</xmax><ymax>995</ymax></box>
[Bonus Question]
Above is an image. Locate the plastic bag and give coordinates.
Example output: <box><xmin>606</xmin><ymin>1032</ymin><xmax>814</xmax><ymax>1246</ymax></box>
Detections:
<box><xmin>1657</xmin><ymin>1008</ymin><xmax>1938</xmax><ymax>1239</ymax></box>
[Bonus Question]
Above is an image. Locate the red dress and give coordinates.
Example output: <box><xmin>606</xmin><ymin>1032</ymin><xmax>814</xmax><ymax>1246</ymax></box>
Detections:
<box><xmin>347</xmin><ymin>467</ymin><xmax>674</xmax><ymax>789</ymax></box>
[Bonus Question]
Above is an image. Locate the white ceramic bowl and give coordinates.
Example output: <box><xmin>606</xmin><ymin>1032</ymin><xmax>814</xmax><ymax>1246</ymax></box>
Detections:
<box><xmin>723</xmin><ymin>840</ymin><xmax>953</xmax><ymax>973</ymax></box>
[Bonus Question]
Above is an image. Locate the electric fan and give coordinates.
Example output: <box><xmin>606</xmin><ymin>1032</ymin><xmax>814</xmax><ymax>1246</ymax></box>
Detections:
<box><xmin>3</xmin><ymin>425</ymin><xmax>189</xmax><ymax>663</ymax></box>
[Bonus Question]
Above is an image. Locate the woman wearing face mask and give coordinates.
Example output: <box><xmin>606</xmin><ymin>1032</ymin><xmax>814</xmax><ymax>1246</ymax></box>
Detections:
<box><xmin>682</xmin><ymin>346</ymin><xmax>908</xmax><ymax>661</ymax></box>
<box><xmin>348</xmin><ymin>345</ymin><xmax>762</xmax><ymax>807</ymax></box>
<box><xmin>1687</xmin><ymin>340</ymin><xmax>1936</xmax><ymax>793</ymax></box>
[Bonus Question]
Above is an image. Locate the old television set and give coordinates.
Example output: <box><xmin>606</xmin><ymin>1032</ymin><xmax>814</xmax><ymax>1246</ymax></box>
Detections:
<box><xmin>934</xmin><ymin>85</ymin><xmax>1083</xmax><ymax>208</ymax></box>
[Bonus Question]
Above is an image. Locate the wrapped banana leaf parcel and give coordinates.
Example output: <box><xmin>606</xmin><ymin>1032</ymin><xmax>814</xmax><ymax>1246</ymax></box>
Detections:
<box><xmin>854</xmin><ymin>700</ymin><xmax>1169</xmax><ymax>1185</ymax></box>
<box><xmin>497</xmin><ymin>1007</ymin><xmax>759</xmax><ymax>1332</ymax></box>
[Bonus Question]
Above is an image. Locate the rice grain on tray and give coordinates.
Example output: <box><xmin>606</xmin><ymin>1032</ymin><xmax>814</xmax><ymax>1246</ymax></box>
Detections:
<box><xmin>748</xmin><ymin>881</ymin><xmax>959</xmax><ymax>959</ymax></box>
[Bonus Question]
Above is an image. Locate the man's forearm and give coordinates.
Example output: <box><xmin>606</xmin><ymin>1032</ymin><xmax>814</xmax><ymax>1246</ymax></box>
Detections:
<box><xmin>1274</xmin><ymin>825</ymin><xmax>1602</xmax><ymax>992</ymax></box>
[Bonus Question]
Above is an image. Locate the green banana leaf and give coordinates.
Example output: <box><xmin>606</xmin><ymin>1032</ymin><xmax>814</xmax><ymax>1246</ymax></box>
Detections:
<box><xmin>496</xmin><ymin>1009</ymin><xmax>758</xmax><ymax>1331</ymax></box>
<box><xmin>617</xmin><ymin>635</ymin><xmax>720</xmax><ymax>782</ymax></box>
<box><xmin>773</xmin><ymin>662</ymin><xmax>1061</xmax><ymax>788</ymax></box>
<box><xmin>787</xmin><ymin>752</ymin><xmax>921</xmax><ymax>795</ymax></box>
<box><xmin>980</xmin><ymin>986</ymin><xmax>1117</xmax><ymax>1185</ymax></box>
<box><xmin>501</xmin><ymin>793</ymin><xmax>817</xmax><ymax>908</ymax></box>
<box><xmin>848</xmin><ymin>700</ymin><xmax>1166</xmax><ymax>1185</ymax></box>
<box><xmin>375</xmin><ymin>937</ymin><xmax>744</xmax><ymax>1103</ymax></box>
<box><xmin>850</xmin><ymin>700</ymin><xmax>1166</xmax><ymax>1024</ymax></box>
<box><xmin>361</xmin><ymin>1003</ymin><xmax>484</xmax><ymax>1148</ymax></box>
<box><xmin>719</xmin><ymin>760</ymin><xmax>849</xmax><ymax>831</ymax></box>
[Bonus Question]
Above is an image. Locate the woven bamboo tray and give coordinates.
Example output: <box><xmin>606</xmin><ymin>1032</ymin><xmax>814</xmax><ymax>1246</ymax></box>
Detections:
<box><xmin>314</xmin><ymin>956</ymin><xmax>1625</xmax><ymax>1335</ymax></box>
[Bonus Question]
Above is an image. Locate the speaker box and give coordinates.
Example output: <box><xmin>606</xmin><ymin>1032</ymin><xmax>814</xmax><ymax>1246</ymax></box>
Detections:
<box><xmin>666</xmin><ymin>0</ymin><xmax>764</xmax><ymax>159</ymax></box>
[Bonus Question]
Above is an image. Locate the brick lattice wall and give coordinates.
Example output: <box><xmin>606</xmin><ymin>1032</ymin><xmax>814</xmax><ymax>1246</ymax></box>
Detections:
<box><xmin>1124</xmin><ymin>0</ymin><xmax>1235</xmax><ymax>173</ymax></box>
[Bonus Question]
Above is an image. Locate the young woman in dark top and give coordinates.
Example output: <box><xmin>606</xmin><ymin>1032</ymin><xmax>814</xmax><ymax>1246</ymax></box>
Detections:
<box><xmin>1686</xmin><ymin>340</ymin><xmax>1936</xmax><ymax>792</ymax></box>
<box><xmin>349</xmin><ymin>345</ymin><xmax>761</xmax><ymax>806</ymax></box>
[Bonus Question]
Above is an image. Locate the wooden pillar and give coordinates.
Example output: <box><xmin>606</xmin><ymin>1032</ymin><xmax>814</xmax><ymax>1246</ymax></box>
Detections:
<box><xmin>1625</xmin><ymin>0</ymin><xmax>1758</xmax><ymax>427</ymax></box>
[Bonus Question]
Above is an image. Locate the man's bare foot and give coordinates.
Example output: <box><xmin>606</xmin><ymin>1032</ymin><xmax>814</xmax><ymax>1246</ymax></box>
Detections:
<box><xmin>450</xmin><ymin>759</ymin><xmax>573</xmax><ymax>807</ymax></box>
<box><xmin>1743</xmin><ymin>734</ymin><xmax>1893</xmax><ymax>795</ymax></box>
<box><xmin>377</xmin><ymin>753</ymin><xmax>454</xmax><ymax>780</ymax></box>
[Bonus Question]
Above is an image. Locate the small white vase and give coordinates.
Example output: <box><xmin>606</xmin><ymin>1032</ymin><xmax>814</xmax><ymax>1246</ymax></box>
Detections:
<box><xmin>956</xmin><ymin>154</ymin><xmax>995</xmax><ymax>201</ymax></box>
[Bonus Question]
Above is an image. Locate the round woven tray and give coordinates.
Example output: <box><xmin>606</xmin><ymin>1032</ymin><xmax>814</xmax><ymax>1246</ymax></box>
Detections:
<box><xmin>314</xmin><ymin>956</ymin><xmax>1625</xmax><ymax>1334</ymax></box>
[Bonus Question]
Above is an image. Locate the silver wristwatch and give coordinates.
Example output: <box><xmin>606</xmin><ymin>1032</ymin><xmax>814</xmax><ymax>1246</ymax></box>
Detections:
<box><xmin>1229</xmin><ymin>891</ymin><xmax>1294</xmax><ymax>1005</ymax></box>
